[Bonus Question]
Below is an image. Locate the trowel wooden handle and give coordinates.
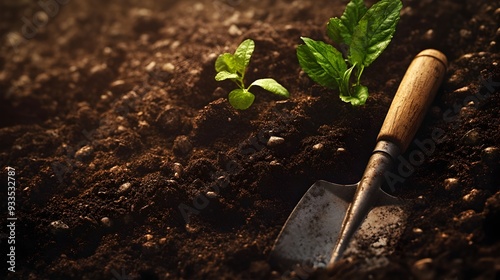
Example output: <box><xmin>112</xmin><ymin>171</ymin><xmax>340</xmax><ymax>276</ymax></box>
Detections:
<box><xmin>377</xmin><ymin>49</ymin><xmax>447</xmax><ymax>153</ymax></box>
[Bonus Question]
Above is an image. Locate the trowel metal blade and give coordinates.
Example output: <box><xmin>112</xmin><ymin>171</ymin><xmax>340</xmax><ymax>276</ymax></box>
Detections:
<box><xmin>269</xmin><ymin>180</ymin><xmax>408</xmax><ymax>270</ymax></box>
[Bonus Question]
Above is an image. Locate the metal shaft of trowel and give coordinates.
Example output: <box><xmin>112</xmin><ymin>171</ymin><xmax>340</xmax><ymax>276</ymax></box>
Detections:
<box><xmin>328</xmin><ymin>140</ymin><xmax>400</xmax><ymax>268</ymax></box>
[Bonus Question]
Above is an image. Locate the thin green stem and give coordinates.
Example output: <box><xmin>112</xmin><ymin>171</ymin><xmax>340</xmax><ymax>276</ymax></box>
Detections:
<box><xmin>355</xmin><ymin>64</ymin><xmax>364</xmax><ymax>86</ymax></box>
<box><xmin>342</xmin><ymin>64</ymin><xmax>356</xmax><ymax>97</ymax></box>
<box><xmin>233</xmin><ymin>77</ymin><xmax>245</xmax><ymax>89</ymax></box>
<box><xmin>239</xmin><ymin>69</ymin><xmax>246</xmax><ymax>89</ymax></box>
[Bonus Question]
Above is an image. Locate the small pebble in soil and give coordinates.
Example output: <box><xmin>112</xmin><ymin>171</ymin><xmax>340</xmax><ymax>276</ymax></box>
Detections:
<box><xmin>159</xmin><ymin>237</ymin><xmax>167</xmax><ymax>245</ymax></box>
<box><xmin>490</xmin><ymin>41</ymin><xmax>497</xmax><ymax>49</ymax></box>
<box><xmin>109</xmin><ymin>79</ymin><xmax>132</xmax><ymax>94</ymax></box>
<box><xmin>412</xmin><ymin>228</ymin><xmax>423</xmax><ymax>234</ymax></box>
<box><xmin>206</xmin><ymin>191</ymin><xmax>217</xmax><ymax>199</ymax></box>
<box><xmin>313</xmin><ymin>143</ymin><xmax>324</xmax><ymax>150</ymax></box>
<box><xmin>75</xmin><ymin>145</ymin><xmax>93</xmax><ymax>159</ymax></box>
<box><xmin>138</xmin><ymin>120</ymin><xmax>149</xmax><ymax>129</ymax></box>
<box><xmin>412</xmin><ymin>258</ymin><xmax>435</xmax><ymax>280</ymax></box>
<box><xmin>275</xmin><ymin>100</ymin><xmax>294</xmax><ymax>110</ymax></box>
<box><xmin>460</xmin><ymin>29</ymin><xmax>472</xmax><ymax>39</ymax></box>
<box><xmin>443</xmin><ymin>178</ymin><xmax>460</xmax><ymax>192</ymax></box>
<box><xmin>145</xmin><ymin>61</ymin><xmax>156</xmax><ymax>72</ymax></box>
<box><xmin>35</xmin><ymin>73</ymin><xmax>50</xmax><ymax>84</ymax></box>
<box><xmin>161</xmin><ymin>62</ymin><xmax>175</xmax><ymax>73</ymax></box>
<box><xmin>454</xmin><ymin>86</ymin><xmax>470</xmax><ymax>94</ymax></box>
<box><xmin>142</xmin><ymin>241</ymin><xmax>159</xmax><ymax>255</ymax></box>
<box><xmin>228</xmin><ymin>24</ymin><xmax>242</xmax><ymax>36</ymax></box>
<box><xmin>185</xmin><ymin>224</ymin><xmax>197</xmax><ymax>233</ymax></box>
<box><xmin>460</xmin><ymin>105</ymin><xmax>476</xmax><ymax>118</ymax></box>
<box><xmin>422</xmin><ymin>29</ymin><xmax>435</xmax><ymax>41</ymax></box>
<box><xmin>270</xmin><ymin>270</ymin><xmax>280</xmax><ymax>277</ymax></box>
<box><xmin>267</xmin><ymin>136</ymin><xmax>285</xmax><ymax>147</ymax></box>
<box><xmin>110</xmin><ymin>165</ymin><xmax>125</xmax><ymax>173</ymax></box>
<box><xmin>89</xmin><ymin>63</ymin><xmax>111</xmax><ymax>78</ymax></box>
<box><xmin>414</xmin><ymin>196</ymin><xmax>428</xmax><ymax>209</ymax></box>
<box><xmin>481</xmin><ymin>146</ymin><xmax>500</xmax><ymax>167</ymax></box>
<box><xmin>170</xmin><ymin>40</ymin><xmax>180</xmax><ymax>50</ymax></box>
<box><xmin>49</xmin><ymin>220</ymin><xmax>69</xmax><ymax>234</ymax></box>
<box><xmin>463</xmin><ymin>189</ymin><xmax>481</xmax><ymax>205</ymax></box>
<box><xmin>100</xmin><ymin>92</ymin><xmax>110</xmax><ymax>101</ymax></box>
<box><xmin>173</xmin><ymin>163</ymin><xmax>183</xmax><ymax>179</ymax></box>
<box><xmin>166</xmin><ymin>180</ymin><xmax>178</xmax><ymax>188</ymax></box>
<box><xmin>118</xmin><ymin>182</ymin><xmax>132</xmax><ymax>194</ymax></box>
<box><xmin>215</xmin><ymin>176</ymin><xmax>228</xmax><ymax>188</ymax></box>
<box><xmin>401</xmin><ymin>6</ymin><xmax>413</xmax><ymax>17</ymax></box>
<box><xmin>100</xmin><ymin>217</ymin><xmax>112</xmax><ymax>227</ymax></box>
<box><xmin>193</xmin><ymin>2</ymin><xmax>204</xmax><ymax>11</ymax></box>
<box><xmin>270</xmin><ymin>160</ymin><xmax>281</xmax><ymax>166</ymax></box>
<box><xmin>453</xmin><ymin>209</ymin><xmax>482</xmax><ymax>232</ymax></box>
<box><xmin>462</xmin><ymin>129</ymin><xmax>481</xmax><ymax>145</ymax></box>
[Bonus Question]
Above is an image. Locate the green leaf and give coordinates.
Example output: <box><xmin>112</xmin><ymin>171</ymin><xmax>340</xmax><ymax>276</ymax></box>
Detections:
<box><xmin>228</xmin><ymin>88</ymin><xmax>255</xmax><ymax>110</ymax></box>
<box><xmin>349</xmin><ymin>0</ymin><xmax>402</xmax><ymax>67</ymax></box>
<box><xmin>343</xmin><ymin>0</ymin><xmax>368</xmax><ymax>33</ymax></box>
<box><xmin>297</xmin><ymin>37</ymin><xmax>347</xmax><ymax>89</ymax></box>
<box><xmin>215</xmin><ymin>53</ymin><xmax>240</xmax><ymax>73</ymax></box>
<box><xmin>326</xmin><ymin>18</ymin><xmax>344</xmax><ymax>44</ymax></box>
<box><xmin>339</xmin><ymin>84</ymin><xmax>368</xmax><ymax>105</ymax></box>
<box><xmin>250</xmin><ymin>78</ymin><xmax>290</xmax><ymax>98</ymax></box>
<box><xmin>215</xmin><ymin>71</ymin><xmax>240</xmax><ymax>82</ymax></box>
<box><xmin>234</xmin><ymin>39</ymin><xmax>255</xmax><ymax>71</ymax></box>
<box><xmin>297</xmin><ymin>44</ymin><xmax>335</xmax><ymax>88</ymax></box>
<box><xmin>327</xmin><ymin>0</ymin><xmax>367</xmax><ymax>45</ymax></box>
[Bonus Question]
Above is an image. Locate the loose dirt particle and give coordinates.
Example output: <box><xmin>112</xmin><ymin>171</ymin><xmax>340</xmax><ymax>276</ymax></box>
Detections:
<box><xmin>100</xmin><ymin>217</ymin><xmax>112</xmax><ymax>227</ymax></box>
<box><xmin>443</xmin><ymin>178</ymin><xmax>460</xmax><ymax>192</ymax></box>
<box><xmin>412</xmin><ymin>258</ymin><xmax>435</xmax><ymax>280</ymax></box>
<box><xmin>49</xmin><ymin>221</ymin><xmax>69</xmax><ymax>234</ymax></box>
<box><xmin>267</xmin><ymin>136</ymin><xmax>285</xmax><ymax>147</ymax></box>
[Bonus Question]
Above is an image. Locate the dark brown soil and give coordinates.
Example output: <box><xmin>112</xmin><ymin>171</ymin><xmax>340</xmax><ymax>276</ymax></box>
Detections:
<box><xmin>1</xmin><ymin>0</ymin><xmax>499</xmax><ymax>279</ymax></box>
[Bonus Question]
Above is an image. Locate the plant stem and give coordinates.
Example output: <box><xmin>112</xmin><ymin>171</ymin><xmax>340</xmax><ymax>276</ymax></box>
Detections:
<box><xmin>355</xmin><ymin>65</ymin><xmax>364</xmax><ymax>86</ymax></box>
<box><xmin>342</xmin><ymin>65</ymin><xmax>356</xmax><ymax>97</ymax></box>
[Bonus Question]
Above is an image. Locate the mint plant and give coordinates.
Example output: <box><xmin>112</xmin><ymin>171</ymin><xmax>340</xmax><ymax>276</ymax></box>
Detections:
<box><xmin>215</xmin><ymin>39</ymin><xmax>290</xmax><ymax>110</ymax></box>
<box><xmin>297</xmin><ymin>0</ymin><xmax>402</xmax><ymax>105</ymax></box>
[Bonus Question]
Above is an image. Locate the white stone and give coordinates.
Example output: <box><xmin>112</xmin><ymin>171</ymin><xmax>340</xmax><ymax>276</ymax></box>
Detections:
<box><xmin>267</xmin><ymin>136</ymin><xmax>285</xmax><ymax>147</ymax></box>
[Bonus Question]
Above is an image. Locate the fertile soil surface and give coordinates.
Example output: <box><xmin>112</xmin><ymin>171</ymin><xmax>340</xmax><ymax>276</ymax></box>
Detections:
<box><xmin>1</xmin><ymin>0</ymin><xmax>499</xmax><ymax>279</ymax></box>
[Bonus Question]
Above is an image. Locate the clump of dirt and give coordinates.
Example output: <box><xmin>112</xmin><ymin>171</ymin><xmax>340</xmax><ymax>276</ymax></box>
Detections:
<box><xmin>1</xmin><ymin>0</ymin><xmax>499</xmax><ymax>279</ymax></box>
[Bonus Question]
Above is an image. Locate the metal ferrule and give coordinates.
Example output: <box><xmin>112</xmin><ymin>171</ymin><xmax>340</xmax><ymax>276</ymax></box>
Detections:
<box><xmin>373</xmin><ymin>140</ymin><xmax>400</xmax><ymax>161</ymax></box>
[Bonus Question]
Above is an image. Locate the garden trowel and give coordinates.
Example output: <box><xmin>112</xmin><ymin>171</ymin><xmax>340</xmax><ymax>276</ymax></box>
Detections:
<box><xmin>270</xmin><ymin>49</ymin><xmax>448</xmax><ymax>270</ymax></box>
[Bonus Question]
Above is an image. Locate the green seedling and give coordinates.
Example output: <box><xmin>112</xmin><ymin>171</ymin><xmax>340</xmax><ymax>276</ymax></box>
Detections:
<box><xmin>297</xmin><ymin>0</ymin><xmax>402</xmax><ymax>105</ymax></box>
<box><xmin>215</xmin><ymin>39</ymin><xmax>290</xmax><ymax>110</ymax></box>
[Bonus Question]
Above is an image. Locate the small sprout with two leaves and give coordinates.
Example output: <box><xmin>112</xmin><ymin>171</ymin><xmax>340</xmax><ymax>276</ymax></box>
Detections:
<box><xmin>215</xmin><ymin>39</ymin><xmax>290</xmax><ymax>110</ymax></box>
<box><xmin>297</xmin><ymin>0</ymin><xmax>402</xmax><ymax>105</ymax></box>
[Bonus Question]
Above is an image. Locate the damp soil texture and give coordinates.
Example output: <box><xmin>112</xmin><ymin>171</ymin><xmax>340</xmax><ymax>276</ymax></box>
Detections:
<box><xmin>1</xmin><ymin>0</ymin><xmax>499</xmax><ymax>279</ymax></box>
